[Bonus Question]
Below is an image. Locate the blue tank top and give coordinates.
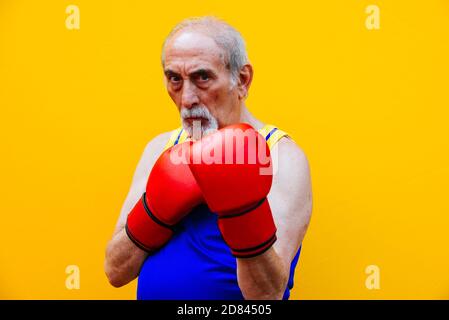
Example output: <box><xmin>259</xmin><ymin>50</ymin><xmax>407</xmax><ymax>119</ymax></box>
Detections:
<box><xmin>137</xmin><ymin>125</ymin><xmax>302</xmax><ymax>300</ymax></box>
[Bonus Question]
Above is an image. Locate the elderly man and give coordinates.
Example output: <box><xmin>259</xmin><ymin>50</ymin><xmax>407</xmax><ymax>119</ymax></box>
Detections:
<box><xmin>104</xmin><ymin>16</ymin><xmax>312</xmax><ymax>300</ymax></box>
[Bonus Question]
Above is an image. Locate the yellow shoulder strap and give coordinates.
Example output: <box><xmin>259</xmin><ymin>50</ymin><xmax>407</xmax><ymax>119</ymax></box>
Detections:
<box><xmin>258</xmin><ymin>124</ymin><xmax>290</xmax><ymax>149</ymax></box>
<box><xmin>164</xmin><ymin>124</ymin><xmax>289</xmax><ymax>151</ymax></box>
<box><xmin>163</xmin><ymin>127</ymin><xmax>188</xmax><ymax>151</ymax></box>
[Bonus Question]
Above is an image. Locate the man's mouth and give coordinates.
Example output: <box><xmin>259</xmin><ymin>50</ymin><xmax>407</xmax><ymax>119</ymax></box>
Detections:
<box><xmin>184</xmin><ymin>117</ymin><xmax>208</xmax><ymax>124</ymax></box>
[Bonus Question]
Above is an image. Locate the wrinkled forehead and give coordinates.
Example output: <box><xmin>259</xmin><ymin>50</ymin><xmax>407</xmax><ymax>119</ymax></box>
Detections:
<box><xmin>164</xmin><ymin>31</ymin><xmax>227</xmax><ymax>72</ymax></box>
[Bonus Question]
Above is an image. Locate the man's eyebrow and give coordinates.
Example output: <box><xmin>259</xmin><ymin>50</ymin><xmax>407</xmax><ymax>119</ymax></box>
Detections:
<box><xmin>164</xmin><ymin>68</ymin><xmax>217</xmax><ymax>77</ymax></box>
<box><xmin>189</xmin><ymin>68</ymin><xmax>216</xmax><ymax>77</ymax></box>
<box><xmin>164</xmin><ymin>69</ymin><xmax>179</xmax><ymax>76</ymax></box>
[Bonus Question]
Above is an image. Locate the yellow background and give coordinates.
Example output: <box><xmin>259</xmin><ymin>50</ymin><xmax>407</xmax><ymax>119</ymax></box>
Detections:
<box><xmin>1</xmin><ymin>0</ymin><xmax>449</xmax><ymax>299</ymax></box>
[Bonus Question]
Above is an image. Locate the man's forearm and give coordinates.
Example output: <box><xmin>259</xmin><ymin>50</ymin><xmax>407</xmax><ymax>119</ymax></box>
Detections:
<box><xmin>104</xmin><ymin>228</ymin><xmax>147</xmax><ymax>287</ymax></box>
<box><xmin>236</xmin><ymin>247</ymin><xmax>288</xmax><ymax>300</ymax></box>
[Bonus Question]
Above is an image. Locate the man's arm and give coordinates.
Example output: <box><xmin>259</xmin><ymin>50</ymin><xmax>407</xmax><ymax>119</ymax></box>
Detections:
<box><xmin>236</xmin><ymin>137</ymin><xmax>313</xmax><ymax>299</ymax></box>
<box><xmin>104</xmin><ymin>132</ymin><xmax>172</xmax><ymax>287</ymax></box>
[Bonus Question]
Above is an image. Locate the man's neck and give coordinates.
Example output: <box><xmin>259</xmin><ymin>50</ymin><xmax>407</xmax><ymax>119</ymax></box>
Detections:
<box><xmin>238</xmin><ymin>105</ymin><xmax>265</xmax><ymax>131</ymax></box>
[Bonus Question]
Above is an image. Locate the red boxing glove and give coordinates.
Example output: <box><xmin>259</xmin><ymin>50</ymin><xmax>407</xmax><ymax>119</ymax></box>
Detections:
<box><xmin>126</xmin><ymin>141</ymin><xmax>203</xmax><ymax>252</ymax></box>
<box><xmin>188</xmin><ymin>123</ymin><xmax>277</xmax><ymax>258</ymax></box>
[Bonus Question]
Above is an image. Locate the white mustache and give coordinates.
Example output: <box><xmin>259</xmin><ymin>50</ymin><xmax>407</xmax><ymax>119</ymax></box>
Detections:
<box><xmin>181</xmin><ymin>105</ymin><xmax>214</xmax><ymax>121</ymax></box>
<box><xmin>181</xmin><ymin>105</ymin><xmax>219</xmax><ymax>139</ymax></box>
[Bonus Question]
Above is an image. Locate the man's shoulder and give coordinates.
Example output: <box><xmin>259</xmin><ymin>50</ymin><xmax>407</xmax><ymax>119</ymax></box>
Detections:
<box><xmin>274</xmin><ymin>136</ymin><xmax>309</xmax><ymax>170</ymax></box>
<box><xmin>271</xmin><ymin>136</ymin><xmax>310</xmax><ymax>188</ymax></box>
<box><xmin>138</xmin><ymin>129</ymin><xmax>179</xmax><ymax>169</ymax></box>
<box><xmin>144</xmin><ymin>130</ymin><xmax>176</xmax><ymax>153</ymax></box>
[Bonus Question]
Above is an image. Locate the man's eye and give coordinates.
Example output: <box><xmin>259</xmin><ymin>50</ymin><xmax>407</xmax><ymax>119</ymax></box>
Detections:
<box><xmin>196</xmin><ymin>73</ymin><xmax>209</xmax><ymax>82</ymax></box>
<box><xmin>170</xmin><ymin>76</ymin><xmax>181</xmax><ymax>82</ymax></box>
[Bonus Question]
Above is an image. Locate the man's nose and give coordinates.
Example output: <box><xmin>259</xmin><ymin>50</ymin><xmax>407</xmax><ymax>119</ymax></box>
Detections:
<box><xmin>181</xmin><ymin>81</ymin><xmax>200</xmax><ymax>109</ymax></box>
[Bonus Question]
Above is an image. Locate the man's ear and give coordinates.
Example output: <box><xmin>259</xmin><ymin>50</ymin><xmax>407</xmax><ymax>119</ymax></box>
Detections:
<box><xmin>237</xmin><ymin>64</ymin><xmax>254</xmax><ymax>100</ymax></box>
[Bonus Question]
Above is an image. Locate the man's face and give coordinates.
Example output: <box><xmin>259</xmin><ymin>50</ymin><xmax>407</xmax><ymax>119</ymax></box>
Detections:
<box><xmin>163</xmin><ymin>30</ymin><xmax>240</xmax><ymax>138</ymax></box>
